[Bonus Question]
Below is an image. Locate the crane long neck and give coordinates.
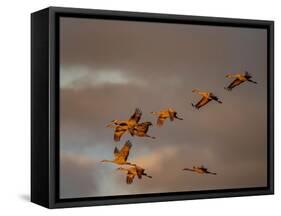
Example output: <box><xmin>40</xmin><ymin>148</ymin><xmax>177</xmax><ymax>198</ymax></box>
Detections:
<box><xmin>193</xmin><ymin>89</ymin><xmax>206</xmax><ymax>96</ymax></box>
<box><xmin>101</xmin><ymin>159</ymin><xmax>113</xmax><ymax>163</ymax></box>
<box><xmin>118</xmin><ymin>167</ymin><xmax>129</xmax><ymax>172</ymax></box>
<box><xmin>227</xmin><ymin>74</ymin><xmax>240</xmax><ymax>78</ymax></box>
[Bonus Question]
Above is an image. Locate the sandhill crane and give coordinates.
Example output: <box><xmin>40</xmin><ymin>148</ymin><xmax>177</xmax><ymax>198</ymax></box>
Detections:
<box><xmin>101</xmin><ymin>140</ymin><xmax>134</xmax><ymax>165</ymax></box>
<box><xmin>191</xmin><ymin>89</ymin><xmax>222</xmax><ymax>109</ymax></box>
<box><xmin>183</xmin><ymin>165</ymin><xmax>217</xmax><ymax>175</ymax></box>
<box><xmin>106</xmin><ymin>108</ymin><xmax>142</xmax><ymax>141</ymax></box>
<box><xmin>132</xmin><ymin>122</ymin><xmax>155</xmax><ymax>139</ymax></box>
<box><xmin>225</xmin><ymin>71</ymin><xmax>257</xmax><ymax>91</ymax></box>
<box><xmin>151</xmin><ymin>108</ymin><xmax>183</xmax><ymax>127</ymax></box>
<box><xmin>117</xmin><ymin>165</ymin><xmax>152</xmax><ymax>184</ymax></box>
<box><xmin>107</xmin><ymin>122</ymin><xmax>129</xmax><ymax>142</ymax></box>
<box><xmin>106</xmin><ymin>108</ymin><xmax>142</xmax><ymax>129</ymax></box>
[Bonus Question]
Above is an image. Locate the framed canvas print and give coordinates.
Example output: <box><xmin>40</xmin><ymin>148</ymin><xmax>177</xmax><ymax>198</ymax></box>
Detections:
<box><xmin>31</xmin><ymin>7</ymin><xmax>274</xmax><ymax>208</ymax></box>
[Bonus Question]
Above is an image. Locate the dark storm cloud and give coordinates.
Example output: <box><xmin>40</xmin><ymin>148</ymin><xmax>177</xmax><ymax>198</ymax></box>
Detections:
<box><xmin>59</xmin><ymin>17</ymin><xmax>267</xmax><ymax>198</ymax></box>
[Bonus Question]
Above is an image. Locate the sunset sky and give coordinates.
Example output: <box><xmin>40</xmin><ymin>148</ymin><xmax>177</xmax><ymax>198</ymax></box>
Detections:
<box><xmin>59</xmin><ymin>17</ymin><xmax>267</xmax><ymax>199</ymax></box>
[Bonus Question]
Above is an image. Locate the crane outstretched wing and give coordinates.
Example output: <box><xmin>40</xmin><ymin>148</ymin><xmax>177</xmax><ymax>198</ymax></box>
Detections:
<box><xmin>206</xmin><ymin>171</ymin><xmax>217</xmax><ymax>175</ymax></box>
<box><xmin>114</xmin><ymin>124</ymin><xmax>128</xmax><ymax>142</ymax></box>
<box><xmin>129</xmin><ymin>108</ymin><xmax>142</xmax><ymax>123</ymax></box>
<box><xmin>157</xmin><ymin>116</ymin><xmax>167</xmax><ymax>127</ymax></box>
<box><xmin>126</xmin><ymin>173</ymin><xmax>135</xmax><ymax>184</ymax></box>
<box><xmin>118</xmin><ymin>140</ymin><xmax>132</xmax><ymax>161</ymax></box>
<box><xmin>142</xmin><ymin>123</ymin><xmax>150</xmax><ymax>133</ymax></box>
<box><xmin>195</xmin><ymin>96</ymin><xmax>211</xmax><ymax>109</ymax></box>
<box><xmin>200</xmin><ymin>167</ymin><xmax>208</xmax><ymax>172</ymax></box>
<box><xmin>168</xmin><ymin>110</ymin><xmax>174</xmax><ymax>121</ymax></box>
<box><xmin>113</xmin><ymin>147</ymin><xmax>119</xmax><ymax>157</ymax></box>
<box><xmin>226</xmin><ymin>78</ymin><xmax>244</xmax><ymax>90</ymax></box>
<box><xmin>135</xmin><ymin>123</ymin><xmax>147</xmax><ymax>133</ymax></box>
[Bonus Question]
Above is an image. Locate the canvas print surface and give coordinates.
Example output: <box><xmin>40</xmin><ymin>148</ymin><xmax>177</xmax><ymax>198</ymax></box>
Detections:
<box><xmin>59</xmin><ymin>17</ymin><xmax>267</xmax><ymax>199</ymax></box>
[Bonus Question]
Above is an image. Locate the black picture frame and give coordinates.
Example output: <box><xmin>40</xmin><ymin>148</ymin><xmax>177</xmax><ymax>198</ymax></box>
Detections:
<box><xmin>31</xmin><ymin>6</ymin><xmax>274</xmax><ymax>209</ymax></box>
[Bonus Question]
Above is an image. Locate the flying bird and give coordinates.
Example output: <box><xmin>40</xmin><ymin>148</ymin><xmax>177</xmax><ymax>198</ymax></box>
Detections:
<box><xmin>151</xmin><ymin>108</ymin><xmax>183</xmax><ymax>127</ymax></box>
<box><xmin>107</xmin><ymin>108</ymin><xmax>142</xmax><ymax>141</ymax></box>
<box><xmin>183</xmin><ymin>165</ymin><xmax>217</xmax><ymax>175</ymax></box>
<box><xmin>225</xmin><ymin>71</ymin><xmax>257</xmax><ymax>91</ymax></box>
<box><xmin>132</xmin><ymin>122</ymin><xmax>155</xmax><ymax>139</ymax></box>
<box><xmin>117</xmin><ymin>165</ymin><xmax>152</xmax><ymax>184</ymax></box>
<box><xmin>107</xmin><ymin>123</ymin><xmax>129</xmax><ymax>142</ymax></box>
<box><xmin>106</xmin><ymin>108</ymin><xmax>142</xmax><ymax>129</ymax></box>
<box><xmin>191</xmin><ymin>89</ymin><xmax>222</xmax><ymax>109</ymax></box>
<box><xmin>101</xmin><ymin>140</ymin><xmax>134</xmax><ymax>165</ymax></box>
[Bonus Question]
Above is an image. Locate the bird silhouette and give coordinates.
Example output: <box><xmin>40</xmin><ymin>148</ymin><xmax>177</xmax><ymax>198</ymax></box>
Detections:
<box><xmin>106</xmin><ymin>108</ymin><xmax>142</xmax><ymax>128</ymax></box>
<box><xmin>101</xmin><ymin>140</ymin><xmax>134</xmax><ymax>165</ymax></box>
<box><xmin>191</xmin><ymin>89</ymin><xmax>222</xmax><ymax>109</ymax></box>
<box><xmin>107</xmin><ymin>108</ymin><xmax>142</xmax><ymax>141</ymax></box>
<box><xmin>117</xmin><ymin>165</ymin><xmax>152</xmax><ymax>184</ymax></box>
<box><xmin>107</xmin><ymin>122</ymin><xmax>129</xmax><ymax>142</ymax></box>
<box><xmin>132</xmin><ymin>122</ymin><xmax>155</xmax><ymax>139</ymax></box>
<box><xmin>151</xmin><ymin>108</ymin><xmax>183</xmax><ymax>127</ymax></box>
<box><xmin>225</xmin><ymin>71</ymin><xmax>257</xmax><ymax>91</ymax></box>
<box><xmin>183</xmin><ymin>165</ymin><xmax>217</xmax><ymax>175</ymax></box>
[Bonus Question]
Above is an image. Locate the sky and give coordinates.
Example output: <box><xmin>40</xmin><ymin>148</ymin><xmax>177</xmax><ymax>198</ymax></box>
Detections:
<box><xmin>59</xmin><ymin>17</ymin><xmax>267</xmax><ymax>199</ymax></box>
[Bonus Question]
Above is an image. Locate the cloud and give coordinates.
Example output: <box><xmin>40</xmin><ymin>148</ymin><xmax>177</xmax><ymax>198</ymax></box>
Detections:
<box><xmin>58</xmin><ymin>17</ymin><xmax>268</xmax><ymax>198</ymax></box>
<box><xmin>60</xmin><ymin>153</ymin><xmax>99</xmax><ymax>198</ymax></box>
<box><xmin>59</xmin><ymin>79</ymin><xmax>267</xmax><ymax>197</ymax></box>
<box><xmin>125</xmin><ymin>145</ymin><xmax>267</xmax><ymax>193</ymax></box>
<box><xmin>60</xmin><ymin>65</ymin><xmax>147</xmax><ymax>89</ymax></box>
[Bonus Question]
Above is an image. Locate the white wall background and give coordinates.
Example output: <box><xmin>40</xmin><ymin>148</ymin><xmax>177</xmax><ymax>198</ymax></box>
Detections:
<box><xmin>0</xmin><ymin>0</ymin><xmax>279</xmax><ymax>215</ymax></box>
